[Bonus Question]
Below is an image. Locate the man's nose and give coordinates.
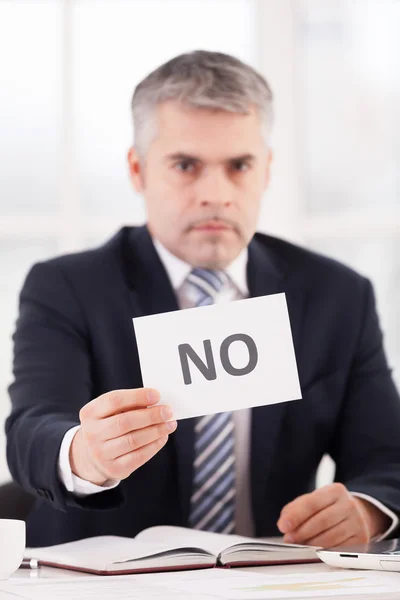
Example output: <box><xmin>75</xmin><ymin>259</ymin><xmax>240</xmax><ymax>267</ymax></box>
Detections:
<box><xmin>195</xmin><ymin>168</ymin><xmax>232</xmax><ymax>208</ymax></box>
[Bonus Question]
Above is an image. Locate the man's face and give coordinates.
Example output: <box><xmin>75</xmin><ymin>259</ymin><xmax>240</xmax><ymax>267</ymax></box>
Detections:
<box><xmin>128</xmin><ymin>101</ymin><xmax>272</xmax><ymax>269</ymax></box>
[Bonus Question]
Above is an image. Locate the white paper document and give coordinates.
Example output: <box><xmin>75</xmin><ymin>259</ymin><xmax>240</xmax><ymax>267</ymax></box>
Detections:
<box><xmin>133</xmin><ymin>293</ymin><xmax>301</xmax><ymax>419</ymax></box>
<box><xmin>3</xmin><ymin>568</ymin><xmax>400</xmax><ymax>600</ymax></box>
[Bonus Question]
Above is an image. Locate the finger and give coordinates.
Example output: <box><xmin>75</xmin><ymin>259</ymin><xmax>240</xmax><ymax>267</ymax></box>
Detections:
<box><xmin>106</xmin><ymin>435</ymin><xmax>169</xmax><ymax>480</ymax></box>
<box><xmin>285</xmin><ymin>515</ymin><xmax>348</xmax><ymax>546</ymax></box>
<box><xmin>330</xmin><ymin>534</ymin><xmax>360</xmax><ymax>549</ymax></box>
<box><xmin>302</xmin><ymin>520</ymin><xmax>360</xmax><ymax>548</ymax></box>
<box><xmin>278</xmin><ymin>483</ymin><xmax>348</xmax><ymax>533</ymax></box>
<box><xmin>99</xmin><ymin>404</ymin><xmax>174</xmax><ymax>441</ymax></box>
<box><xmin>81</xmin><ymin>388</ymin><xmax>160</xmax><ymax>420</ymax></box>
<box><xmin>284</xmin><ymin>494</ymin><xmax>353</xmax><ymax>543</ymax></box>
<box><xmin>101</xmin><ymin>421</ymin><xmax>178</xmax><ymax>460</ymax></box>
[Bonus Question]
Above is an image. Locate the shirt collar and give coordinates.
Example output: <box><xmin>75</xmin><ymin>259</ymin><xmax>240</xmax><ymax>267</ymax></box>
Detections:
<box><xmin>153</xmin><ymin>238</ymin><xmax>249</xmax><ymax>296</ymax></box>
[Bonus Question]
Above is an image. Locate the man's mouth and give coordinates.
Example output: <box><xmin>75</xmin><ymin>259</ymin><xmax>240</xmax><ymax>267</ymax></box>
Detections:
<box><xmin>192</xmin><ymin>221</ymin><xmax>234</xmax><ymax>232</ymax></box>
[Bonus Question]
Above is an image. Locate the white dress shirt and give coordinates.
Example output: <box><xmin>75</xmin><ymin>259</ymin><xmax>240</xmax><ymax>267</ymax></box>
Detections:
<box><xmin>58</xmin><ymin>238</ymin><xmax>398</xmax><ymax>539</ymax></box>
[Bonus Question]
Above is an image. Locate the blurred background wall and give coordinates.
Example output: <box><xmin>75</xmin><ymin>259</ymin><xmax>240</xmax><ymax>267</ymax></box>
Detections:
<box><xmin>0</xmin><ymin>0</ymin><xmax>399</xmax><ymax>486</ymax></box>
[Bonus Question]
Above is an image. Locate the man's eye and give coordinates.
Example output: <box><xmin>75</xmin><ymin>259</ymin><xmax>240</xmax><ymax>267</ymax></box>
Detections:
<box><xmin>175</xmin><ymin>161</ymin><xmax>195</xmax><ymax>173</ymax></box>
<box><xmin>231</xmin><ymin>161</ymin><xmax>250</xmax><ymax>172</ymax></box>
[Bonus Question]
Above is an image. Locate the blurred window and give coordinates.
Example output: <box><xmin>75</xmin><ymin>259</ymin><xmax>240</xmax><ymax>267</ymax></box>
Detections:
<box><xmin>0</xmin><ymin>0</ymin><xmax>257</xmax><ymax>482</ymax></box>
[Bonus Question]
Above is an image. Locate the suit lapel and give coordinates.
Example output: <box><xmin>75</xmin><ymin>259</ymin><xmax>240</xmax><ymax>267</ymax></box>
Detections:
<box><xmin>122</xmin><ymin>226</ymin><xmax>180</xmax><ymax>317</ymax></box>
<box><xmin>247</xmin><ymin>236</ymin><xmax>304</xmax><ymax>533</ymax></box>
<box><xmin>122</xmin><ymin>226</ymin><xmax>195</xmax><ymax>524</ymax></box>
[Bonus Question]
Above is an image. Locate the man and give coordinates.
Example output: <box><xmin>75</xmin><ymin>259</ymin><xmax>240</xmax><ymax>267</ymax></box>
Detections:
<box><xmin>6</xmin><ymin>51</ymin><xmax>400</xmax><ymax>547</ymax></box>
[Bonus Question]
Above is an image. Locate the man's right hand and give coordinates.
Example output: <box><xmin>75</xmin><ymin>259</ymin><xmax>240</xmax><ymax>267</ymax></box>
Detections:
<box><xmin>69</xmin><ymin>388</ymin><xmax>177</xmax><ymax>485</ymax></box>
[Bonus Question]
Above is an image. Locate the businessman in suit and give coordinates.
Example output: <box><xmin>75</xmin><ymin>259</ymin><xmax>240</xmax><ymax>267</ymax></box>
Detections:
<box><xmin>6</xmin><ymin>51</ymin><xmax>400</xmax><ymax>547</ymax></box>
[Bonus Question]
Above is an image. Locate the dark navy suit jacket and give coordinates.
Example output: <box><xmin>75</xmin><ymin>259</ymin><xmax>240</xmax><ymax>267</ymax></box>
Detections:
<box><xmin>6</xmin><ymin>226</ymin><xmax>400</xmax><ymax>546</ymax></box>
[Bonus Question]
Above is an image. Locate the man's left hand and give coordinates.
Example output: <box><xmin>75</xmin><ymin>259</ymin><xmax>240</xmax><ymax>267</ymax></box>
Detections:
<box><xmin>277</xmin><ymin>483</ymin><xmax>391</xmax><ymax>547</ymax></box>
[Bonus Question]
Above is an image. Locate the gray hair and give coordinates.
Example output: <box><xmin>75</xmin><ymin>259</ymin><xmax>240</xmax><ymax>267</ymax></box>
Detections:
<box><xmin>131</xmin><ymin>50</ymin><xmax>273</xmax><ymax>157</ymax></box>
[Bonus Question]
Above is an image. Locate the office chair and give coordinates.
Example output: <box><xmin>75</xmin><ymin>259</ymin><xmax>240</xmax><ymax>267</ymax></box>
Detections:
<box><xmin>0</xmin><ymin>481</ymin><xmax>35</xmax><ymax>521</ymax></box>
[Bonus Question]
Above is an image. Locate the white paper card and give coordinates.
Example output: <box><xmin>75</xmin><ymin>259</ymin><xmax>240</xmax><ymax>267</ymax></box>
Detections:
<box><xmin>133</xmin><ymin>293</ymin><xmax>301</xmax><ymax>420</ymax></box>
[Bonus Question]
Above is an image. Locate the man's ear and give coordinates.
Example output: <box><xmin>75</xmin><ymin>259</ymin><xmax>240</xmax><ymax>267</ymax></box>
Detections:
<box><xmin>127</xmin><ymin>147</ymin><xmax>144</xmax><ymax>193</ymax></box>
<box><xmin>264</xmin><ymin>148</ymin><xmax>273</xmax><ymax>189</ymax></box>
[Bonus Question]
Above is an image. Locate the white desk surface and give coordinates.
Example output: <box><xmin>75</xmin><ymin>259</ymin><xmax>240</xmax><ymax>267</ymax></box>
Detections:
<box><xmin>5</xmin><ymin>561</ymin><xmax>400</xmax><ymax>600</ymax></box>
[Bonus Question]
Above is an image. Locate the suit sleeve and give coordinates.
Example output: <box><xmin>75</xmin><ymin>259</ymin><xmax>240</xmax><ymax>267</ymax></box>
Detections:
<box><xmin>5</xmin><ymin>261</ymin><xmax>124</xmax><ymax>511</ymax></box>
<box><xmin>331</xmin><ymin>278</ymin><xmax>400</xmax><ymax>533</ymax></box>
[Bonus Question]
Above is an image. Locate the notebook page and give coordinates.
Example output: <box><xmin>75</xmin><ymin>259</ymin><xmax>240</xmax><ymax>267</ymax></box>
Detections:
<box><xmin>135</xmin><ymin>526</ymin><xmax>255</xmax><ymax>556</ymax></box>
<box><xmin>26</xmin><ymin>535</ymin><xmax>211</xmax><ymax>569</ymax></box>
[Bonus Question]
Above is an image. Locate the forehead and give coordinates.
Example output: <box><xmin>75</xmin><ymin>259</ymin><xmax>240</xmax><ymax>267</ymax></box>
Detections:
<box><xmin>152</xmin><ymin>100</ymin><xmax>265</xmax><ymax>158</ymax></box>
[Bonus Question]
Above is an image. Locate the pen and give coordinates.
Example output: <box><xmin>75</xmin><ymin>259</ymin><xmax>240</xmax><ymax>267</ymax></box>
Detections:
<box><xmin>19</xmin><ymin>559</ymin><xmax>40</xmax><ymax>570</ymax></box>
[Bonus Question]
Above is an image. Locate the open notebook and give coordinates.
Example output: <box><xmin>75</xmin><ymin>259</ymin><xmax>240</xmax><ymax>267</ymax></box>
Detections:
<box><xmin>25</xmin><ymin>526</ymin><xmax>320</xmax><ymax>575</ymax></box>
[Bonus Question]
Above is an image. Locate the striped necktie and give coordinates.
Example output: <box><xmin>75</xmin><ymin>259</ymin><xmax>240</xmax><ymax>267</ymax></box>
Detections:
<box><xmin>186</xmin><ymin>268</ymin><xmax>236</xmax><ymax>534</ymax></box>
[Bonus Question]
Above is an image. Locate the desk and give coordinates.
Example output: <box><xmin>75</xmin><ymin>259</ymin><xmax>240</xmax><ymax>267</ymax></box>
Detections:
<box><xmin>3</xmin><ymin>561</ymin><xmax>400</xmax><ymax>600</ymax></box>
